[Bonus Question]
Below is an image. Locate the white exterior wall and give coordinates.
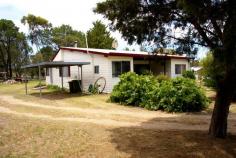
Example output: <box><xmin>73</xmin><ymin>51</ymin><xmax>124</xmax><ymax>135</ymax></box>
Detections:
<box><xmin>46</xmin><ymin>50</ymin><xmax>113</xmax><ymax>92</ymax></box>
<box><xmin>46</xmin><ymin>51</ymin><xmax>64</xmax><ymax>87</ymax></box>
<box><xmin>170</xmin><ymin>58</ymin><xmax>190</xmax><ymax>78</ymax></box>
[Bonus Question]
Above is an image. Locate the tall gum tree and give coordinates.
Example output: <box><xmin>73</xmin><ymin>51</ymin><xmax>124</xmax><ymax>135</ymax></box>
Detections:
<box><xmin>0</xmin><ymin>19</ymin><xmax>30</xmax><ymax>77</ymax></box>
<box><xmin>95</xmin><ymin>0</ymin><xmax>236</xmax><ymax>138</ymax></box>
<box><xmin>21</xmin><ymin>14</ymin><xmax>52</xmax><ymax>62</ymax></box>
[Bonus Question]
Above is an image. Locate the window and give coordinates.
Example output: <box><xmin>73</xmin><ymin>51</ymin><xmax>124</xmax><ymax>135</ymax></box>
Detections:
<box><xmin>175</xmin><ymin>64</ymin><xmax>186</xmax><ymax>74</ymax></box>
<box><xmin>94</xmin><ymin>66</ymin><xmax>99</xmax><ymax>74</ymax></box>
<box><xmin>46</xmin><ymin>68</ymin><xmax>50</xmax><ymax>76</ymax></box>
<box><xmin>59</xmin><ymin>66</ymin><xmax>70</xmax><ymax>77</ymax></box>
<box><xmin>112</xmin><ymin>61</ymin><xmax>130</xmax><ymax>77</ymax></box>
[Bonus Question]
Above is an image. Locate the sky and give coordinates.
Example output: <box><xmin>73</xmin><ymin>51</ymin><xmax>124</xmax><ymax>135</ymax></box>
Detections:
<box><xmin>0</xmin><ymin>0</ymin><xmax>208</xmax><ymax>58</ymax></box>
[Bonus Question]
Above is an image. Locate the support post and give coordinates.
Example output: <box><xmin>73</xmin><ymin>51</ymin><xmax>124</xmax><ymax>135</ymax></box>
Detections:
<box><xmin>80</xmin><ymin>65</ymin><xmax>83</xmax><ymax>91</ymax></box>
<box><xmin>24</xmin><ymin>73</ymin><xmax>28</xmax><ymax>95</ymax></box>
<box><xmin>39</xmin><ymin>66</ymin><xmax>42</xmax><ymax>97</ymax></box>
<box><xmin>61</xmin><ymin>67</ymin><xmax>64</xmax><ymax>90</ymax></box>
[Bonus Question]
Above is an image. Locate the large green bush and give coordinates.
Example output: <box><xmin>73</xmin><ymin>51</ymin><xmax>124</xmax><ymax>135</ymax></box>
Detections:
<box><xmin>110</xmin><ymin>72</ymin><xmax>158</xmax><ymax>106</ymax></box>
<box><xmin>110</xmin><ymin>73</ymin><xmax>209</xmax><ymax>112</ymax></box>
<box><xmin>155</xmin><ymin>77</ymin><xmax>208</xmax><ymax>112</ymax></box>
<box><xmin>156</xmin><ymin>74</ymin><xmax>170</xmax><ymax>83</ymax></box>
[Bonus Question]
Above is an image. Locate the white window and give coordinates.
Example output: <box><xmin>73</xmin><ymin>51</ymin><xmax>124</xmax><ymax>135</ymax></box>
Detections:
<box><xmin>112</xmin><ymin>61</ymin><xmax>130</xmax><ymax>77</ymax></box>
<box><xmin>175</xmin><ymin>64</ymin><xmax>186</xmax><ymax>74</ymax></box>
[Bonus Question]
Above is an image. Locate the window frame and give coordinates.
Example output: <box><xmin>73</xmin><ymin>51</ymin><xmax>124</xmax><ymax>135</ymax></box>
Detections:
<box><xmin>94</xmin><ymin>65</ymin><xmax>99</xmax><ymax>74</ymax></box>
<box><xmin>175</xmin><ymin>64</ymin><xmax>186</xmax><ymax>75</ymax></box>
<box><xmin>112</xmin><ymin>61</ymin><xmax>131</xmax><ymax>78</ymax></box>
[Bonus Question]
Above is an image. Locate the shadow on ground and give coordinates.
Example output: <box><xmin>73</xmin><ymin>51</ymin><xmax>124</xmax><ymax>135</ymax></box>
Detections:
<box><xmin>29</xmin><ymin>91</ymin><xmax>88</xmax><ymax>100</ymax></box>
<box><xmin>108</xmin><ymin>116</ymin><xmax>236</xmax><ymax>158</ymax></box>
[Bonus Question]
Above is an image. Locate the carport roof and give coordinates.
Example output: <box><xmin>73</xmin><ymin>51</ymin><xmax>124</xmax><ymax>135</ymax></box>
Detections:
<box><xmin>21</xmin><ymin>61</ymin><xmax>90</xmax><ymax>69</ymax></box>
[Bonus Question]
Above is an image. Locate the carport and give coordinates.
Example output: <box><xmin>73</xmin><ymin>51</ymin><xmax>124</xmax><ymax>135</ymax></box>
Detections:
<box><xmin>22</xmin><ymin>61</ymin><xmax>90</xmax><ymax>97</ymax></box>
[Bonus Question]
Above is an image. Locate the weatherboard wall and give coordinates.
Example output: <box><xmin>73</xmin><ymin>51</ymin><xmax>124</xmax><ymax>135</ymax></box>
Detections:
<box><xmin>46</xmin><ymin>49</ymin><xmax>115</xmax><ymax>92</ymax></box>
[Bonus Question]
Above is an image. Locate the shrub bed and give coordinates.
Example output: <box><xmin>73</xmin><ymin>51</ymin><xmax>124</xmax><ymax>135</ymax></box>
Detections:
<box><xmin>110</xmin><ymin>72</ymin><xmax>209</xmax><ymax>112</ymax></box>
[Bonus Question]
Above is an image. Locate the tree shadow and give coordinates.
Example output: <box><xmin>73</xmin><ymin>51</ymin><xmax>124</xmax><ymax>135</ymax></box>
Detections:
<box><xmin>108</xmin><ymin>115</ymin><xmax>236</xmax><ymax>158</ymax></box>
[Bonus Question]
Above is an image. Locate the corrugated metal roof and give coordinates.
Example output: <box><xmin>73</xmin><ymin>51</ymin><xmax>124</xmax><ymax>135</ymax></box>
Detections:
<box><xmin>60</xmin><ymin>47</ymin><xmax>189</xmax><ymax>59</ymax></box>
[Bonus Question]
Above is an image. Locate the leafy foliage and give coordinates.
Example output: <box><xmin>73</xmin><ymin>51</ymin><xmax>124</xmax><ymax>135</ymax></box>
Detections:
<box><xmin>200</xmin><ymin>52</ymin><xmax>226</xmax><ymax>89</ymax></box>
<box><xmin>155</xmin><ymin>77</ymin><xmax>208</xmax><ymax>112</ymax></box>
<box><xmin>156</xmin><ymin>74</ymin><xmax>170</xmax><ymax>83</ymax></box>
<box><xmin>200</xmin><ymin>52</ymin><xmax>236</xmax><ymax>101</ymax></box>
<box><xmin>87</xmin><ymin>21</ymin><xmax>115</xmax><ymax>49</ymax></box>
<box><xmin>182</xmin><ymin>70</ymin><xmax>196</xmax><ymax>80</ymax></box>
<box><xmin>0</xmin><ymin>19</ymin><xmax>31</xmax><ymax>77</ymax></box>
<box><xmin>110</xmin><ymin>72</ymin><xmax>158</xmax><ymax>106</ymax></box>
<box><xmin>39</xmin><ymin>46</ymin><xmax>54</xmax><ymax>62</ymax></box>
<box><xmin>52</xmin><ymin>24</ymin><xmax>86</xmax><ymax>48</ymax></box>
<box><xmin>21</xmin><ymin>14</ymin><xmax>52</xmax><ymax>51</ymax></box>
<box><xmin>88</xmin><ymin>84</ymin><xmax>99</xmax><ymax>94</ymax></box>
<box><xmin>110</xmin><ymin>73</ymin><xmax>208</xmax><ymax>112</ymax></box>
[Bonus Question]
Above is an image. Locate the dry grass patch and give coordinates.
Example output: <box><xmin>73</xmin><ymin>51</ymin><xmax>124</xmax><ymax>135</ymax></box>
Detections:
<box><xmin>0</xmin><ymin>113</ymin><xmax>235</xmax><ymax>158</ymax></box>
<box><xmin>0</xmin><ymin>114</ymin><xmax>125</xmax><ymax>158</ymax></box>
<box><xmin>0</xmin><ymin>81</ymin><xmax>236</xmax><ymax>158</ymax></box>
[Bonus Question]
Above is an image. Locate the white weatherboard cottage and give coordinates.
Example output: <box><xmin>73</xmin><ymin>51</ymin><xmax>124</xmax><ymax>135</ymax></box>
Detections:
<box><xmin>46</xmin><ymin>47</ymin><xmax>190</xmax><ymax>93</ymax></box>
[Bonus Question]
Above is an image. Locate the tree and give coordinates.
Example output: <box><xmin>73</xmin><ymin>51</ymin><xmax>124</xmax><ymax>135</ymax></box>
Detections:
<box><xmin>21</xmin><ymin>14</ymin><xmax>52</xmax><ymax>61</ymax></box>
<box><xmin>200</xmin><ymin>52</ymin><xmax>217</xmax><ymax>88</ymax></box>
<box><xmin>0</xmin><ymin>19</ymin><xmax>31</xmax><ymax>78</ymax></box>
<box><xmin>12</xmin><ymin>32</ymin><xmax>32</xmax><ymax>77</ymax></box>
<box><xmin>95</xmin><ymin>0</ymin><xmax>236</xmax><ymax>138</ymax></box>
<box><xmin>87</xmin><ymin>21</ymin><xmax>115</xmax><ymax>49</ymax></box>
<box><xmin>39</xmin><ymin>46</ymin><xmax>54</xmax><ymax>62</ymax></box>
<box><xmin>0</xmin><ymin>19</ymin><xmax>18</xmax><ymax>77</ymax></box>
<box><xmin>52</xmin><ymin>24</ymin><xmax>86</xmax><ymax>48</ymax></box>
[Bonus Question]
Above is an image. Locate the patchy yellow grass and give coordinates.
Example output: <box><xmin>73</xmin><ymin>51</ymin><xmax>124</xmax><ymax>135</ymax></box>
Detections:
<box><xmin>0</xmin><ymin>81</ymin><xmax>236</xmax><ymax>157</ymax></box>
<box><xmin>0</xmin><ymin>114</ymin><xmax>236</xmax><ymax>158</ymax></box>
<box><xmin>0</xmin><ymin>114</ymin><xmax>119</xmax><ymax>158</ymax></box>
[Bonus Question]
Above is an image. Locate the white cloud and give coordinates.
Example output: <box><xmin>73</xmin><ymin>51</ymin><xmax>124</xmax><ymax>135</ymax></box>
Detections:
<box><xmin>0</xmin><ymin>0</ymin><xmax>139</xmax><ymax>51</ymax></box>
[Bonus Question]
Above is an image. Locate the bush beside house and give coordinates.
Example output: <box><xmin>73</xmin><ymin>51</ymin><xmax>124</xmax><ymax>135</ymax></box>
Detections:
<box><xmin>110</xmin><ymin>72</ymin><xmax>209</xmax><ymax>112</ymax></box>
<box><xmin>182</xmin><ymin>70</ymin><xmax>196</xmax><ymax>80</ymax></box>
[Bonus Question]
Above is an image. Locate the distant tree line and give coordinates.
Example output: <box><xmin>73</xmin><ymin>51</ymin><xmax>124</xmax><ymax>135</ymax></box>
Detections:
<box><xmin>0</xmin><ymin>14</ymin><xmax>115</xmax><ymax>78</ymax></box>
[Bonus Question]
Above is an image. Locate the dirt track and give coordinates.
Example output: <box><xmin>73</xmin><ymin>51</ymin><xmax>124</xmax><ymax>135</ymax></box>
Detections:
<box><xmin>0</xmin><ymin>94</ymin><xmax>230</xmax><ymax>131</ymax></box>
<box><xmin>1</xmin><ymin>94</ymin><xmax>236</xmax><ymax>158</ymax></box>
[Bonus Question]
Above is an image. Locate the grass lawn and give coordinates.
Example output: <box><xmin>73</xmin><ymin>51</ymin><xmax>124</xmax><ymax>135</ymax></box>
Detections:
<box><xmin>0</xmin><ymin>81</ymin><xmax>236</xmax><ymax>158</ymax></box>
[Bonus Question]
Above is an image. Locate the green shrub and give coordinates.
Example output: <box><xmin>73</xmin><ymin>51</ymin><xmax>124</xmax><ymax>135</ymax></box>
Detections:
<box><xmin>156</xmin><ymin>74</ymin><xmax>170</xmax><ymax>83</ymax></box>
<box><xmin>110</xmin><ymin>72</ymin><xmax>209</xmax><ymax>112</ymax></box>
<box><xmin>47</xmin><ymin>85</ymin><xmax>61</xmax><ymax>91</ymax></box>
<box><xmin>88</xmin><ymin>84</ymin><xmax>99</xmax><ymax>94</ymax></box>
<box><xmin>182</xmin><ymin>70</ymin><xmax>196</xmax><ymax>79</ymax></box>
<box><xmin>156</xmin><ymin>77</ymin><xmax>209</xmax><ymax>112</ymax></box>
<box><xmin>110</xmin><ymin>72</ymin><xmax>158</xmax><ymax>106</ymax></box>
